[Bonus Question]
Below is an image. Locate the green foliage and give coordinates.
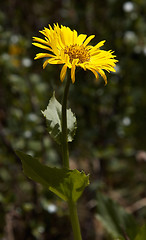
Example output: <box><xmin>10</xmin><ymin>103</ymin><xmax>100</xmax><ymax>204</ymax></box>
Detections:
<box><xmin>1</xmin><ymin>0</ymin><xmax>146</xmax><ymax>239</ymax></box>
<box><xmin>42</xmin><ymin>92</ymin><xmax>77</xmax><ymax>144</ymax></box>
<box><xmin>134</xmin><ymin>224</ymin><xmax>146</xmax><ymax>240</ymax></box>
<box><xmin>96</xmin><ymin>192</ymin><xmax>138</xmax><ymax>240</ymax></box>
<box><xmin>16</xmin><ymin>151</ymin><xmax>89</xmax><ymax>202</ymax></box>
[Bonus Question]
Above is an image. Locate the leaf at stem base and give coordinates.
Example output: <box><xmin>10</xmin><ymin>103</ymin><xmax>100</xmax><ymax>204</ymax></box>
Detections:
<box><xmin>16</xmin><ymin>151</ymin><xmax>89</xmax><ymax>202</ymax></box>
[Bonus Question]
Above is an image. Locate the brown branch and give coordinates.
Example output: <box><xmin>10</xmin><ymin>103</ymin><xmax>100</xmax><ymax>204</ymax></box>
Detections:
<box><xmin>126</xmin><ymin>198</ymin><xmax>146</xmax><ymax>213</ymax></box>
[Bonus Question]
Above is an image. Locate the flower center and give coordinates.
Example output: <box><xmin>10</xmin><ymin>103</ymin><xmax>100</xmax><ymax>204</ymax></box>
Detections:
<box><xmin>64</xmin><ymin>44</ymin><xmax>90</xmax><ymax>64</ymax></box>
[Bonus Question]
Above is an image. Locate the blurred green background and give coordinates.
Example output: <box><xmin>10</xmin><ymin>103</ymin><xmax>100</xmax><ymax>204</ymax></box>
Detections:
<box><xmin>0</xmin><ymin>0</ymin><xmax>146</xmax><ymax>239</ymax></box>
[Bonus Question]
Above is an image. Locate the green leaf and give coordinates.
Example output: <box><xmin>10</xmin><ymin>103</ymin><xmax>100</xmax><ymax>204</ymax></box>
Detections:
<box><xmin>134</xmin><ymin>224</ymin><xmax>146</xmax><ymax>240</ymax></box>
<box><xmin>42</xmin><ymin>92</ymin><xmax>77</xmax><ymax>144</ymax></box>
<box><xmin>16</xmin><ymin>151</ymin><xmax>89</xmax><ymax>202</ymax></box>
<box><xmin>96</xmin><ymin>192</ymin><xmax>138</xmax><ymax>240</ymax></box>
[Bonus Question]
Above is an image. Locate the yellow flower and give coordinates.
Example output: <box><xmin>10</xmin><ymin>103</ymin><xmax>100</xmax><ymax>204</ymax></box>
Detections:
<box><xmin>32</xmin><ymin>24</ymin><xmax>118</xmax><ymax>84</ymax></box>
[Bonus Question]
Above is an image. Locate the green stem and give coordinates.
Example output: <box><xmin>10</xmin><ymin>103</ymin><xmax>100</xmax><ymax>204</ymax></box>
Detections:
<box><xmin>68</xmin><ymin>201</ymin><xmax>82</xmax><ymax>240</ymax></box>
<box><xmin>61</xmin><ymin>74</ymin><xmax>82</xmax><ymax>240</ymax></box>
<box><xmin>61</xmin><ymin>74</ymin><xmax>71</xmax><ymax>169</ymax></box>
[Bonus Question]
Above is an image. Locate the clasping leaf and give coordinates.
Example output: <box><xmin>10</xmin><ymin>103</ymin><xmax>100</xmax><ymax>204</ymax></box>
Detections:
<box><xmin>42</xmin><ymin>93</ymin><xmax>77</xmax><ymax>144</ymax></box>
<box><xmin>16</xmin><ymin>151</ymin><xmax>89</xmax><ymax>202</ymax></box>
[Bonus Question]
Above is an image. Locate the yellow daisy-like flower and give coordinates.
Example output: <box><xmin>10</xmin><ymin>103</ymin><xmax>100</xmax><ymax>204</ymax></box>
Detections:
<box><xmin>32</xmin><ymin>24</ymin><xmax>118</xmax><ymax>84</ymax></box>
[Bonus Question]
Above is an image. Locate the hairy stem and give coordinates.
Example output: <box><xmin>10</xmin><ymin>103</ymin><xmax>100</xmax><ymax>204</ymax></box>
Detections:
<box><xmin>61</xmin><ymin>75</ymin><xmax>71</xmax><ymax>169</ymax></box>
<box><xmin>68</xmin><ymin>201</ymin><xmax>82</xmax><ymax>240</ymax></box>
<box><xmin>61</xmin><ymin>74</ymin><xmax>82</xmax><ymax>240</ymax></box>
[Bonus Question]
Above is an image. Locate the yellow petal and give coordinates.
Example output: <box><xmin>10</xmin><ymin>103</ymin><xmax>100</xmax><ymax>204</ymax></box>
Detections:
<box><xmin>48</xmin><ymin>58</ymin><xmax>63</xmax><ymax>64</ymax></box>
<box><xmin>88</xmin><ymin>68</ymin><xmax>99</xmax><ymax>80</ymax></box>
<box><xmin>32</xmin><ymin>24</ymin><xmax>118</xmax><ymax>84</ymax></box>
<box><xmin>77</xmin><ymin>34</ymin><xmax>87</xmax><ymax>45</ymax></box>
<box><xmin>97</xmin><ymin>68</ymin><xmax>107</xmax><ymax>85</ymax></box>
<box><xmin>78</xmin><ymin>63</ymin><xmax>87</xmax><ymax>70</ymax></box>
<box><xmin>32</xmin><ymin>42</ymin><xmax>52</xmax><ymax>51</ymax></box>
<box><xmin>92</xmin><ymin>40</ymin><xmax>106</xmax><ymax>50</ymax></box>
<box><xmin>60</xmin><ymin>64</ymin><xmax>67</xmax><ymax>82</ymax></box>
<box><xmin>73</xmin><ymin>30</ymin><xmax>78</xmax><ymax>44</ymax></box>
<box><xmin>71</xmin><ymin>63</ymin><xmax>76</xmax><ymax>83</ymax></box>
<box><xmin>32</xmin><ymin>37</ymin><xmax>50</xmax><ymax>46</ymax></box>
<box><xmin>43</xmin><ymin>59</ymin><xmax>49</xmax><ymax>69</ymax></box>
<box><xmin>61</xmin><ymin>26</ymin><xmax>72</xmax><ymax>45</ymax></box>
<box><xmin>39</xmin><ymin>30</ymin><xmax>48</xmax><ymax>37</ymax></box>
<box><xmin>83</xmin><ymin>35</ymin><xmax>95</xmax><ymax>46</ymax></box>
<box><xmin>34</xmin><ymin>53</ymin><xmax>54</xmax><ymax>59</ymax></box>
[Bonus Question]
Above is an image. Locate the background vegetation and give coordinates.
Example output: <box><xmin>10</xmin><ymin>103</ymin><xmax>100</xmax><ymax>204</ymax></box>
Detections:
<box><xmin>0</xmin><ymin>0</ymin><xmax>146</xmax><ymax>239</ymax></box>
